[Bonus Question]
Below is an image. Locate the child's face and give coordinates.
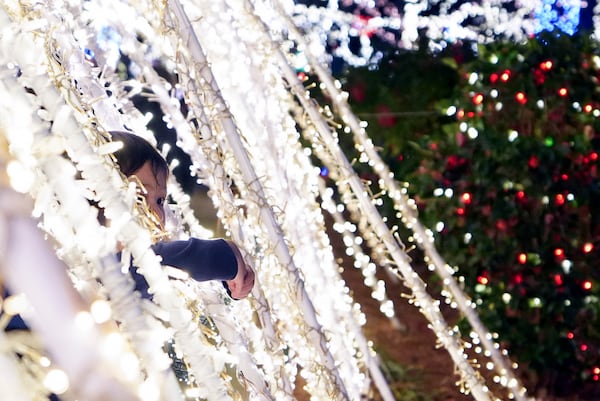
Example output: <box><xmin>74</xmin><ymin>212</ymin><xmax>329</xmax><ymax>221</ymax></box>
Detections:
<box><xmin>130</xmin><ymin>161</ymin><xmax>167</xmax><ymax>227</ymax></box>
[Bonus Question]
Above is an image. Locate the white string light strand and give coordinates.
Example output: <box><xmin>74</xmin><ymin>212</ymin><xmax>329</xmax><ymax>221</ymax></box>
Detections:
<box><xmin>272</xmin><ymin>2</ymin><xmax>530</xmax><ymax>400</ymax></box>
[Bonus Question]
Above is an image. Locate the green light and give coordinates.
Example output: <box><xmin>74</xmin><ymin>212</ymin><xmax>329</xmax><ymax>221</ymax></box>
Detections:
<box><xmin>544</xmin><ymin>137</ymin><xmax>554</xmax><ymax>147</ymax></box>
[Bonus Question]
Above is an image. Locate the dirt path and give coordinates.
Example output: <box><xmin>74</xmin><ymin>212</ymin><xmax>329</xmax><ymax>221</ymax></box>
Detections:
<box><xmin>340</xmin><ymin>260</ymin><xmax>473</xmax><ymax>401</ymax></box>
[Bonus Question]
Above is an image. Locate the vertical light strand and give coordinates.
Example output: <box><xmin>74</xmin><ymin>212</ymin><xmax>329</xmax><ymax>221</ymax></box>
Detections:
<box><xmin>164</xmin><ymin>1</ymin><xmax>352</xmax><ymax>399</ymax></box>
<box><xmin>0</xmin><ymin>21</ymin><xmax>155</xmax><ymax>400</ymax></box>
<box><xmin>273</xmin><ymin>2</ymin><xmax>529</xmax><ymax>399</ymax></box>
<box><xmin>3</xmin><ymin>2</ymin><xmax>242</xmax><ymax>400</ymax></box>
<box><xmin>255</xmin><ymin>3</ymin><xmax>497</xmax><ymax>399</ymax></box>
<box><xmin>182</xmin><ymin>0</ymin><xmax>377</xmax><ymax>398</ymax></box>
<box><xmin>107</xmin><ymin>2</ymin><xmax>291</xmax><ymax>396</ymax></box>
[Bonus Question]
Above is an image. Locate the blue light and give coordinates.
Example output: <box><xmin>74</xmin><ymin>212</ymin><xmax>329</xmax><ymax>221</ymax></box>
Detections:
<box><xmin>534</xmin><ymin>0</ymin><xmax>581</xmax><ymax>35</ymax></box>
<box><xmin>97</xmin><ymin>26</ymin><xmax>122</xmax><ymax>50</ymax></box>
<box><xmin>84</xmin><ymin>48</ymin><xmax>95</xmax><ymax>60</ymax></box>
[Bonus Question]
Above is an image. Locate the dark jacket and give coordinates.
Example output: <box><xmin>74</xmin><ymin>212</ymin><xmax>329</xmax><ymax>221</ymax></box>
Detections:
<box><xmin>132</xmin><ymin>238</ymin><xmax>238</xmax><ymax>299</ymax></box>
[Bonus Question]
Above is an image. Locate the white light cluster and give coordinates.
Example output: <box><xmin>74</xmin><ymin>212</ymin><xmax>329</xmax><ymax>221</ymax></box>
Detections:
<box><xmin>0</xmin><ymin>1</ymin><xmax>535</xmax><ymax>401</ymax></box>
<box><xmin>289</xmin><ymin>0</ymin><xmax>542</xmax><ymax>66</ymax></box>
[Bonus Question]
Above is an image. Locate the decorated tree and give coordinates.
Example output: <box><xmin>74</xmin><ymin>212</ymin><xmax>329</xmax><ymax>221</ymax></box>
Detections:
<box><xmin>341</xmin><ymin>30</ymin><xmax>600</xmax><ymax>398</ymax></box>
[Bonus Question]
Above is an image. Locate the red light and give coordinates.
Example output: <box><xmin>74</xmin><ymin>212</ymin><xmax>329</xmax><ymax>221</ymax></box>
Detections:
<box><xmin>514</xmin><ymin>274</ymin><xmax>523</xmax><ymax>284</ymax></box>
<box><xmin>528</xmin><ymin>156</ymin><xmax>539</xmax><ymax>168</ymax></box>
<box><xmin>567</xmin><ymin>332</ymin><xmax>575</xmax><ymax>339</ymax></box>
<box><xmin>554</xmin><ymin>248</ymin><xmax>565</xmax><ymax>257</ymax></box>
<box><xmin>490</xmin><ymin>73</ymin><xmax>498</xmax><ymax>83</ymax></box>
<box><xmin>540</xmin><ymin>60</ymin><xmax>553</xmax><ymax>70</ymax></box>
<box><xmin>515</xmin><ymin>92</ymin><xmax>527</xmax><ymax>104</ymax></box>
<box><xmin>590</xmin><ymin>152</ymin><xmax>598</xmax><ymax>161</ymax></box>
<box><xmin>593</xmin><ymin>367</ymin><xmax>600</xmax><ymax>375</ymax></box>
<box><xmin>558</xmin><ymin>87</ymin><xmax>568</xmax><ymax>96</ymax></box>
<box><xmin>583</xmin><ymin>281</ymin><xmax>593</xmax><ymax>290</ymax></box>
<box><xmin>561</xmin><ymin>174</ymin><xmax>569</xmax><ymax>180</ymax></box>
<box><xmin>472</xmin><ymin>93</ymin><xmax>484</xmax><ymax>105</ymax></box>
<box><xmin>500</xmin><ymin>70</ymin><xmax>511</xmax><ymax>82</ymax></box>
<box><xmin>457</xmin><ymin>109</ymin><xmax>465</xmax><ymax>119</ymax></box>
<box><xmin>594</xmin><ymin>375</ymin><xmax>599</xmax><ymax>381</ymax></box>
<box><xmin>477</xmin><ymin>276</ymin><xmax>489</xmax><ymax>285</ymax></box>
<box><xmin>516</xmin><ymin>191</ymin><xmax>525</xmax><ymax>200</ymax></box>
<box><xmin>467</xmin><ymin>111</ymin><xmax>475</xmax><ymax>118</ymax></box>
<box><xmin>297</xmin><ymin>72</ymin><xmax>307</xmax><ymax>81</ymax></box>
<box><xmin>555</xmin><ymin>194</ymin><xmax>565</xmax><ymax>205</ymax></box>
<box><xmin>581</xmin><ymin>344</ymin><xmax>588</xmax><ymax>351</ymax></box>
<box><xmin>518</xmin><ymin>253</ymin><xmax>527</xmax><ymax>264</ymax></box>
<box><xmin>584</xmin><ymin>104</ymin><xmax>593</xmax><ymax>113</ymax></box>
<box><xmin>554</xmin><ymin>274</ymin><xmax>563</xmax><ymax>286</ymax></box>
<box><xmin>583</xmin><ymin>243</ymin><xmax>594</xmax><ymax>253</ymax></box>
<box><xmin>457</xmin><ymin>207</ymin><xmax>465</xmax><ymax>216</ymax></box>
<box><xmin>461</xmin><ymin>193</ymin><xmax>472</xmax><ymax>204</ymax></box>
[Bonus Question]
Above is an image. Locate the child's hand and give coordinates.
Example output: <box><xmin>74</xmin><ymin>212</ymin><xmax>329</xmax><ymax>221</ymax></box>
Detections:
<box><xmin>224</xmin><ymin>240</ymin><xmax>255</xmax><ymax>299</ymax></box>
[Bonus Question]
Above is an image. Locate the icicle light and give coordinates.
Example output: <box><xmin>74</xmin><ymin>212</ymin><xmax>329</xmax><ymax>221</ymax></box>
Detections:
<box><xmin>0</xmin><ymin>1</ymin><xmax>532</xmax><ymax>401</ymax></box>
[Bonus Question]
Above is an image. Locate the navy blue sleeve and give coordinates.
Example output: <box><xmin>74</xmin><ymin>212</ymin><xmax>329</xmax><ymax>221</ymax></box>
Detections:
<box><xmin>151</xmin><ymin>238</ymin><xmax>238</xmax><ymax>282</ymax></box>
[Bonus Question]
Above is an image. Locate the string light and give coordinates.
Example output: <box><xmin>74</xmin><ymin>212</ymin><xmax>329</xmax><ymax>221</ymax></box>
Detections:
<box><xmin>8</xmin><ymin>1</ymin><xmax>593</xmax><ymax>401</ymax></box>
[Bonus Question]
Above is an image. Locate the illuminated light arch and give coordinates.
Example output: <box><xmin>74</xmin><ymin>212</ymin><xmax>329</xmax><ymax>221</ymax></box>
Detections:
<box><xmin>0</xmin><ymin>1</ymin><xmax>531</xmax><ymax>401</ymax></box>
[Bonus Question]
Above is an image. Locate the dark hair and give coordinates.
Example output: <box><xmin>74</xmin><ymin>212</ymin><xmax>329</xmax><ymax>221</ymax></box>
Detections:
<box><xmin>109</xmin><ymin>131</ymin><xmax>168</xmax><ymax>179</ymax></box>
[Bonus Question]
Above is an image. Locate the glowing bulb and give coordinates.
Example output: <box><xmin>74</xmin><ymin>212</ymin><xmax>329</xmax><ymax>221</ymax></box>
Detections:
<box><xmin>44</xmin><ymin>369</ymin><xmax>69</xmax><ymax>395</ymax></box>
<box><xmin>472</xmin><ymin>93</ymin><xmax>484</xmax><ymax>105</ymax></box>
<box><xmin>467</xmin><ymin>127</ymin><xmax>478</xmax><ymax>139</ymax></box>
<box><xmin>6</xmin><ymin>160</ymin><xmax>35</xmax><ymax>193</ymax></box>
<box><xmin>3</xmin><ymin>294</ymin><xmax>29</xmax><ymax>315</ymax></box>
<box><xmin>74</xmin><ymin>311</ymin><xmax>95</xmax><ymax>332</ymax></box>
<box><xmin>138</xmin><ymin>380</ymin><xmax>160</xmax><ymax>401</ymax></box>
<box><xmin>91</xmin><ymin>299</ymin><xmax>112</xmax><ymax>323</ymax></box>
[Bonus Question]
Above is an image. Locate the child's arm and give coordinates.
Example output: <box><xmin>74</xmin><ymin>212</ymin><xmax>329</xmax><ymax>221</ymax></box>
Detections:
<box><xmin>151</xmin><ymin>238</ymin><xmax>254</xmax><ymax>299</ymax></box>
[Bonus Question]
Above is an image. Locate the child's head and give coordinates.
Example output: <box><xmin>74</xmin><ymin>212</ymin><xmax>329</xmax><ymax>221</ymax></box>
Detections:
<box><xmin>109</xmin><ymin>131</ymin><xmax>168</xmax><ymax>227</ymax></box>
<box><xmin>109</xmin><ymin>131</ymin><xmax>168</xmax><ymax>180</ymax></box>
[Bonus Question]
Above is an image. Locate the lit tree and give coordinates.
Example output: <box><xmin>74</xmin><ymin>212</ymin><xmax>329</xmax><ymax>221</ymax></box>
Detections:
<box><xmin>342</xmin><ymin>29</ymin><xmax>600</xmax><ymax>399</ymax></box>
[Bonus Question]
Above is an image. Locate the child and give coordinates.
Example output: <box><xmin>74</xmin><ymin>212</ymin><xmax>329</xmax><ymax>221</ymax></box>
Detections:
<box><xmin>109</xmin><ymin>131</ymin><xmax>255</xmax><ymax>300</ymax></box>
